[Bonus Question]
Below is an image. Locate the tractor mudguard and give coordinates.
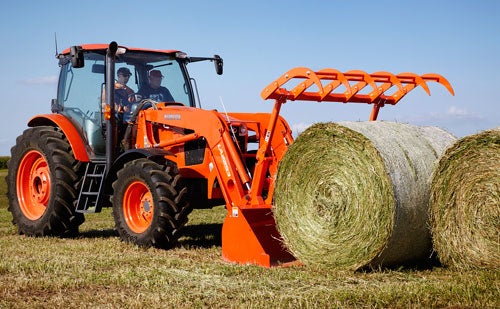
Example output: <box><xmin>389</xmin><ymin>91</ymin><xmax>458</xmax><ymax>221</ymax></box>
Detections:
<box><xmin>28</xmin><ymin>114</ymin><xmax>90</xmax><ymax>162</ymax></box>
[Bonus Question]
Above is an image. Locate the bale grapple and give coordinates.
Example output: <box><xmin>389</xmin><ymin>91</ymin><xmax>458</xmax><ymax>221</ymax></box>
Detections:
<box><xmin>261</xmin><ymin>67</ymin><xmax>455</xmax><ymax>120</ymax></box>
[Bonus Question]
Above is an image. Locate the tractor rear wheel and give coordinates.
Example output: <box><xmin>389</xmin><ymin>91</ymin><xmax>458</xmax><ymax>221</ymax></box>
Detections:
<box><xmin>6</xmin><ymin>126</ymin><xmax>85</xmax><ymax>236</ymax></box>
<box><xmin>112</xmin><ymin>159</ymin><xmax>190</xmax><ymax>248</ymax></box>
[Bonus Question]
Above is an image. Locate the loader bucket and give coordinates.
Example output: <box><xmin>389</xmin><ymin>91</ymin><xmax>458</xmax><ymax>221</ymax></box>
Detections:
<box><xmin>222</xmin><ymin>208</ymin><xmax>296</xmax><ymax>267</ymax></box>
<box><xmin>261</xmin><ymin>67</ymin><xmax>454</xmax><ymax>120</ymax></box>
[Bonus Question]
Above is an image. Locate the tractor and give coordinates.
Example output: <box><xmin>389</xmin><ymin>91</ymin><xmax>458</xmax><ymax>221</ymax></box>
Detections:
<box><xmin>6</xmin><ymin>42</ymin><xmax>453</xmax><ymax>267</ymax></box>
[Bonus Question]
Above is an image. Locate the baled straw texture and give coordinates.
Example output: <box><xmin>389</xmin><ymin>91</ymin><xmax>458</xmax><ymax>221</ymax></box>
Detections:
<box><xmin>430</xmin><ymin>127</ymin><xmax>500</xmax><ymax>269</ymax></box>
<box><xmin>274</xmin><ymin>121</ymin><xmax>456</xmax><ymax>270</ymax></box>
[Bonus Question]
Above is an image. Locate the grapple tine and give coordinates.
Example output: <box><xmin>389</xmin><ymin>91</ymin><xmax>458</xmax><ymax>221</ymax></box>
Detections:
<box><xmin>317</xmin><ymin>68</ymin><xmax>352</xmax><ymax>100</ymax></box>
<box><xmin>344</xmin><ymin>70</ymin><xmax>378</xmax><ymax>100</ymax></box>
<box><xmin>422</xmin><ymin>73</ymin><xmax>455</xmax><ymax>96</ymax></box>
<box><xmin>261</xmin><ymin>67</ymin><xmax>323</xmax><ymax>101</ymax></box>
<box><xmin>397</xmin><ymin>72</ymin><xmax>431</xmax><ymax>95</ymax></box>
<box><xmin>371</xmin><ymin>71</ymin><xmax>404</xmax><ymax>93</ymax></box>
<box><xmin>290</xmin><ymin>80</ymin><xmax>313</xmax><ymax>98</ymax></box>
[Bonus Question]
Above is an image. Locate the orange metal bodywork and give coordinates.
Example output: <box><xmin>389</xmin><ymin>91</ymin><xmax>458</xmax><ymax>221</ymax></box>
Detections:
<box><xmin>28</xmin><ymin>114</ymin><xmax>90</xmax><ymax>162</ymax></box>
<box><xmin>261</xmin><ymin>67</ymin><xmax>455</xmax><ymax>120</ymax></box>
<box><xmin>61</xmin><ymin>44</ymin><xmax>179</xmax><ymax>56</ymax></box>
<box><xmin>131</xmin><ymin>102</ymin><xmax>296</xmax><ymax>266</ymax></box>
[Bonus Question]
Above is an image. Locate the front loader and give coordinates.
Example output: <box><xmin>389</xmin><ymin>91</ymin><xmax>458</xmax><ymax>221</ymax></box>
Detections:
<box><xmin>6</xmin><ymin>42</ymin><xmax>453</xmax><ymax>267</ymax></box>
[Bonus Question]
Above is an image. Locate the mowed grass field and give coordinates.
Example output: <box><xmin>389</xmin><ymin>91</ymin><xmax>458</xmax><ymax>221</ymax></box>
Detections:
<box><xmin>0</xmin><ymin>169</ymin><xmax>498</xmax><ymax>308</ymax></box>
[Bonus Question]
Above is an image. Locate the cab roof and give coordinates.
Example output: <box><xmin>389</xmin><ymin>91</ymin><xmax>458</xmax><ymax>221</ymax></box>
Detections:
<box><xmin>61</xmin><ymin>44</ymin><xmax>180</xmax><ymax>55</ymax></box>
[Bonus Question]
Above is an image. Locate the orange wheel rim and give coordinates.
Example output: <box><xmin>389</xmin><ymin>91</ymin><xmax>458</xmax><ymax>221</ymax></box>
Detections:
<box><xmin>16</xmin><ymin>150</ymin><xmax>51</xmax><ymax>220</ymax></box>
<box><xmin>123</xmin><ymin>181</ymin><xmax>154</xmax><ymax>234</ymax></box>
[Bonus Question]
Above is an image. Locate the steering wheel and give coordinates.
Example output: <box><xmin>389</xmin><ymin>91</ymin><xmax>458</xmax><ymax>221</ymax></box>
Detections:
<box><xmin>158</xmin><ymin>101</ymin><xmax>185</xmax><ymax>107</ymax></box>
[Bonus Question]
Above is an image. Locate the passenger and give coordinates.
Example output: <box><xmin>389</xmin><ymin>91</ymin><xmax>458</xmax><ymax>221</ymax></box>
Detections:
<box><xmin>137</xmin><ymin>69</ymin><xmax>174</xmax><ymax>102</ymax></box>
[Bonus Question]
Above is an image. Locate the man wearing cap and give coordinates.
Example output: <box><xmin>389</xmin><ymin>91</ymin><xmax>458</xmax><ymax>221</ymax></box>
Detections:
<box><xmin>138</xmin><ymin>69</ymin><xmax>175</xmax><ymax>102</ymax></box>
<box><xmin>115</xmin><ymin>67</ymin><xmax>136</xmax><ymax>111</ymax></box>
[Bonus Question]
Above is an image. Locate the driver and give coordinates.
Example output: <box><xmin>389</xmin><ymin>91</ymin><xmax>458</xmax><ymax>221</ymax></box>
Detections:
<box><xmin>115</xmin><ymin>67</ymin><xmax>136</xmax><ymax>113</ymax></box>
<box><xmin>137</xmin><ymin>69</ymin><xmax>174</xmax><ymax>102</ymax></box>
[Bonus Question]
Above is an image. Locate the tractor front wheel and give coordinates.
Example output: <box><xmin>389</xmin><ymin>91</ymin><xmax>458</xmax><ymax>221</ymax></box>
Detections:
<box><xmin>112</xmin><ymin>159</ymin><xmax>190</xmax><ymax>248</ymax></box>
<box><xmin>6</xmin><ymin>126</ymin><xmax>85</xmax><ymax>236</ymax></box>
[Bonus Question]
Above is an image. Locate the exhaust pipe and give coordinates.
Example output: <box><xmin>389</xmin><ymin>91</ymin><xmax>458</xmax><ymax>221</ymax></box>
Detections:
<box><xmin>105</xmin><ymin>41</ymin><xmax>119</xmax><ymax>170</ymax></box>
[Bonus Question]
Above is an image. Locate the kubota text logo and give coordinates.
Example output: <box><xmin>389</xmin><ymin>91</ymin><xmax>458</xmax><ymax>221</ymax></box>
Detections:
<box><xmin>164</xmin><ymin>114</ymin><xmax>181</xmax><ymax>120</ymax></box>
<box><xmin>217</xmin><ymin>144</ymin><xmax>231</xmax><ymax>178</ymax></box>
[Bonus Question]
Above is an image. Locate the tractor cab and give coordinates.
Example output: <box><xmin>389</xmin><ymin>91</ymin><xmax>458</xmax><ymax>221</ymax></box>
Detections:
<box><xmin>51</xmin><ymin>44</ymin><xmax>221</xmax><ymax>157</ymax></box>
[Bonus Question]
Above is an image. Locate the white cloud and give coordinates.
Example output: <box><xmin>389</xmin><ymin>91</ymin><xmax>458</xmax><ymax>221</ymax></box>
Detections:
<box><xmin>291</xmin><ymin>122</ymin><xmax>312</xmax><ymax>136</ymax></box>
<box><xmin>445</xmin><ymin>106</ymin><xmax>479</xmax><ymax>119</ymax></box>
<box><xmin>19</xmin><ymin>76</ymin><xmax>58</xmax><ymax>85</ymax></box>
<box><xmin>402</xmin><ymin>105</ymin><xmax>490</xmax><ymax>137</ymax></box>
<box><xmin>421</xmin><ymin>105</ymin><xmax>482</xmax><ymax>122</ymax></box>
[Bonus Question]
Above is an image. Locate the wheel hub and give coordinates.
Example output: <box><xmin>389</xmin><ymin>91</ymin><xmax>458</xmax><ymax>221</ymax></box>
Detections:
<box><xmin>31</xmin><ymin>165</ymin><xmax>50</xmax><ymax>204</ymax></box>
<box><xmin>123</xmin><ymin>181</ymin><xmax>154</xmax><ymax>233</ymax></box>
<box><xmin>17</xmin><ymin>150</ymin><xmax>51</xmax><ymax>220</ymax></box>
<box><xmin>140</xmin><ymin>195</ymin><xmax>153</xmax><ymax>220</ymax></box>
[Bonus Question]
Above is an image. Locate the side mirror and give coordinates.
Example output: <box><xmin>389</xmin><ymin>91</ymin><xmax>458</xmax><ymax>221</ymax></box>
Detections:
<box><xmin>51</xmin><ymin>98</ymin><xmax>63</xmax><ymax>113</ymax></box>
<box><xmin>214</xmin><ymin>55</ymin><xmax>223</xmax><ymax>75</ymax></box>
<box><xmin>70</xmin><ymin>45</ymin><xmax>84</xmax><ymax>68</ymax></box>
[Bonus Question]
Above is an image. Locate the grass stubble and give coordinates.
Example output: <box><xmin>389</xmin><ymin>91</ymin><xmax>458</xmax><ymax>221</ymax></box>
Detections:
<box><xmin>0</xmin><ymin>167</ymin><xmax>498</xmax><ymax>308</ymax></box>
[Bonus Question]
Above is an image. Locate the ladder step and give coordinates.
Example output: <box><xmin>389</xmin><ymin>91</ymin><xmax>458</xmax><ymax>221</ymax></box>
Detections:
<box><xmin>81</xmin><ymin>192</ymin><xmax>99</xmax><ymax>196</ymax></box>
<box><xmin>76</xmin><ymin>161</ymin><xmax>107</xmax><ymax>213</ymax></box>
<box><xmin>86</xmin><ymin>173</ymin><xmax>105</xmax><ymax>177</ymax></box>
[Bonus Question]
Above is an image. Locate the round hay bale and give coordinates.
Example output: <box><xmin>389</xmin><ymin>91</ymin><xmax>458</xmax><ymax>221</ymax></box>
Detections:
<box><xmin>430</xmin><ymin>127</ymin><xmax>500</xmax><ymax>269</ymax></box>
<box><xmin>274</xmin><ymin>121</ymin><xmax>456</xmax><ymax>270</ymax></box>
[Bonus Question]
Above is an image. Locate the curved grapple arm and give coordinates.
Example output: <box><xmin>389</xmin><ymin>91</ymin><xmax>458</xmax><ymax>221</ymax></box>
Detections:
<box><xmin>261</xmin><ymin>67</ymin><xmax>454</xmax><ymax>120</ymax></box>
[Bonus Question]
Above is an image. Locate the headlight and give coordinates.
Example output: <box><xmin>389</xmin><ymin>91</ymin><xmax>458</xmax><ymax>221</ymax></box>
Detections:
<box><xmin>239</xmin><ymin>124</ymin><xmax>247</xmax><ymax>136</ymax></box>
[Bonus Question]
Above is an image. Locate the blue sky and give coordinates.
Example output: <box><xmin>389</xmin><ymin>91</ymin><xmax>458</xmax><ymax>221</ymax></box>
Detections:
<box><xmin>0</xmin><ymin>0</ymin><xmax>498</xmax><ymax>155</ymax></box>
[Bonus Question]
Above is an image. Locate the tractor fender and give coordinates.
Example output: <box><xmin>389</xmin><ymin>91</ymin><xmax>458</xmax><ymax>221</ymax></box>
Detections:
<box><xmin>28</xmin><ymin>114</ymin><xmax>90</xmax><ymax>162</ymax></box>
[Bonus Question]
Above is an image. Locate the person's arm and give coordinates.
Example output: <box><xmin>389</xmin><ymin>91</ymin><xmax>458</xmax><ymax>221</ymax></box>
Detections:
<box><xmin>162</xmin><ymin>87</ymin><xmax>175</xmax><ymax>102</ymax></box>
<box><xmin>115</xmin><ymin>89</ymin><xmax>128</xmax><ymax>112</ymax></box>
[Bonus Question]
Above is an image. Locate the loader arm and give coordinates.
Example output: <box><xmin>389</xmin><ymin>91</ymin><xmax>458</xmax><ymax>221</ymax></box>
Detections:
<box><xmin>135</xmin><ymin>104</ymin><xmax>293</xmax><ymax>208</ymax></box>
<box><xmin>227</xmin><ymin>112</ymin><xmax>293</xmax><ymax>204</ymax></box>
<box><xmin>133</xmin><ymin>103</ymin><xmax>296</xmax><ymax>266</ymax></box>
<box><xmin>135</xmin><ymin>106</ymin><xmax>249</xmax><ymax>204</ymax></box>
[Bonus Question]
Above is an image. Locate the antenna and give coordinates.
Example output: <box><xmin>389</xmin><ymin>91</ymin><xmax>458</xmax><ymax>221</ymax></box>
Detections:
<box><xmin>219</xmin><ymin>96</ymin><xmax>231</xmax><ymax>123</ymax></box>
<box><xmin>54</xmin><ymin>32</ymin><xmax>59</xmax><ymax>57</ymax></box>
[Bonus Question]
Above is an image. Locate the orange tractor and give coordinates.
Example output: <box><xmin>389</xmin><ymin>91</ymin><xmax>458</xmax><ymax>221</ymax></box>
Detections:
<box><xmin>6</xmin><ymin>42</ymin><xmax>454</xmax><ymax>267</ymax></box>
